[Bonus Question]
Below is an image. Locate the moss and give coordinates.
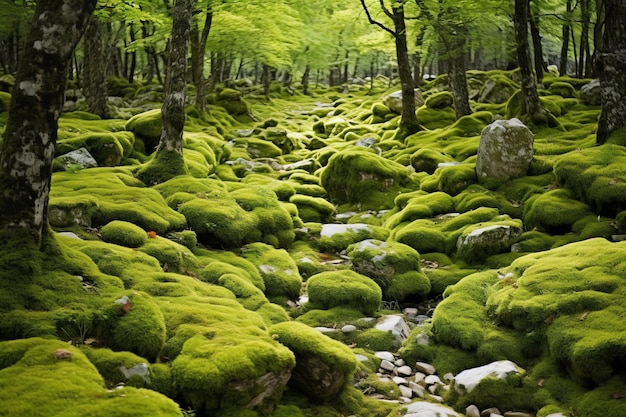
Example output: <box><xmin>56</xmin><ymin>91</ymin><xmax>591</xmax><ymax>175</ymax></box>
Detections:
<box><xmin>125</xmin><ymin>109</ymin><xmax>163</xmax><ymax>151</ymax></box>
<box><xmin>100</xmin><ymin>220</ymin><xmax>147</xmax><ymax>248</ymax></box>
<box><xmin>453</xmin><ymin>184</ymin><xmax>507</xmax><ymax>213</ymax></box>
<box><xmin>196</xmin><ymin>249</ymin><xmax>265</xmax><ymax>291</ymax></box>
<box><xmin>548</xmin><ymin>81</ymin><xmax>578</xmax><ymax>98</ymax></box>
<box><xmin>355</xmin><ymin>328</ymin><xmax>397</xmax><ymax>351</ymax></box>
<box><xmin>425</xmin><ymin>91</ymin><xmax>455</xmax><ymax>109</ymax></box>
<box><xmin>320</xmin><ymin>149</ymin><xmax>411</xmax><ymax>210</ymax></box>
<box><xmin>305</xmin><ymin>270</ymin><xmax>382</xmax><ymax>316</ymax></box>
<box><xmin>138</xmin><ymin>235</ymin><xmax>199</xmax><ymax>274</ymax></box>
<box><xmin>240</xmin><ymin>242</ymin><xmax>303</xmax><ymax>301</ymax></box>
<box><xmin>383</xmin><ymin>191</ymin><xmax>454</xmax><ymax>230</ymax></box>
<box><xmin>296</xmin><ymin>307</ymin><xmax>367</xmax><ymax>328</ymax></box>
<box><xmin>216</xmin><ymin>88</ymin><xmax>250</xmax><ymax>116</ymax></box>
<box><xmin>80</xmin><ymin>346</ymin><xmax>150</xmax><ymax>387</ymax></box>
<box><xmin>394</xmin><ymin>219</ymin><xmax>446</xmax><ymax>254</ymax></box>
<box><xmin>50</xmin><ymin>168</ymin><xmax>187</xmax><ymax>234</ymax></box>
<box><xmin>347</xmin><ymin>239</ymin><xmax>430</xmax><ymax>302</ymax></box>
<box><xmin>420</xmin><ymin>163</ymin><xmax>477</xmax><ymax>196</ymax></box>
<box><xmin>523</xmin><ymin>188</ymin><xmax>592</xmax><ymax>233</ymax></box>
<box><xmin>269</xmin><ymin>321</ymin><xmax>358</xmax><ymax>400</ymax></box>
<box><xmin>136</xmin><ymin>149</ymin><xmax>189</xmax><ymax>186</ymax></box>
<box><xmin>574</xmin><ymin>375</ymin><xmax>626</xmax><ymax>417</ymax></box>
<box><xmin>168</xmin><ymin>230</ymin><xmax>198</xmax><ymax>250</ymax></box>
<box><xmin>416</xmin><ymin>106</ymin><xmax>457</xmax><ymax>129</ymax></box>
<box><xmin>108</xmin><ymin>292</ymin><xmax>166</xmax><ymax>362</ymax></box>
<box><xmin>56</xmin><ymin>131</ymin><xmax>135</xmax><ymax>166</ymax></box>
<box><xmin>554</xmin><ymin>144</ymin><xmax>626</xmax><ymax>216</ymax></box>
<box><xmin>289</xmin><ymin>194</ymin><xmax>335</xmax><ymax>223</ymax></box>
<box><xmin>0</xmin><ymin>338</ymin><xmax>180</xmax><ymax>417</ymax></box>
<box><xmin>315</xmin><ymin>223</ymin><xmax>389</xmax><ymax>254</ymax></box>
<box><xmin>409</xmin><ymin>147</ymin><xmax>454</xmax><ymax>174</ymax></box>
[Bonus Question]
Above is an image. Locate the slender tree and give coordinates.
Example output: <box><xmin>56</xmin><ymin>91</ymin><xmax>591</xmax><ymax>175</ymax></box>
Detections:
<box><xmin>190</xmin><ymin>3</ymin><xmax>213</xmax><ymax>110</ymax></box>
<box><xmin>360</xmin><ymin>0</ymin><xmax>420</xmax><ymax>139</ymax></box>
<box><xmin>559</xmin><ymin>0</ymin><xmax>572</xmax><ymax>75</ymax></box>
<box><xmin>596</xmin><ymin>0</ymin><xmax>626</xmax><ymax>145</ymax></box>
<box><xmin>513</xmin><ymin>0</ymin><xmax>546</xmax><ymax>121</ymax></box>
<box><xmin>0</xmin><ymin>0</ymin><xmax>96</xmax><ymax>248</ymax></box>
<box><xmin>136</xmin><ymin>0</ymin><xmax>193</xmax><ymax>185</ymax></box>
<box><xmin>84</xmin><ymin>15</ymin><xmax>110</xmax><ymax>118</ymax></box>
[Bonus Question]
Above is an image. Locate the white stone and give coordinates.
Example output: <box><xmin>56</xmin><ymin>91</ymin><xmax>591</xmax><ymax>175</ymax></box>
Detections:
<box><xmin>380</xmin><ymin>359</ymin><xmax>395</xmax><ymax>372</ymax></box>
<box><xmin>355</xmin><ymin>354</ymin><xmax>369</xmax><ymax>362</ymax></box>
<box><xmin>404</xmin><ymin>401</ymin><xmax>461</xmax><ymax>417</ymax></box>
<box><xmin>454</xmin><ymin>360</ymin><xmax>524</xmax><ymax>394</ymax></box>
<box><xmin>398</xmin><ymin>384</ymin><xmax>413</xmax><ymax>399</ymax></box>
<box><xmin>465</xmin><ymin>404</ymin><xmax>480</xmax><ymax>417</ymax></box>
<box><xmin>417</xmin><ymin>333</ymin><xmax>430</xmax><ymax>345</ymax></box>
<box><xmin>414</xmin><ymin>372</ymin><xmax>426</xmax><ymax>384</ymax></box>
<box><xmin>392</xmin><ymin>376</ymin><xmax>408</xmax><ymax>385</ymax></box>
<box><xmin>57</xmin><ymin>147</ymin><xmax>98</xmax><ymax>170</ymax></box>
<box><xmin>314</xmin><ymin>327</ymin><xmax>337</xmax><ymax>333</ymax></box>
<box><xmin>409</xmin><ymin>381</ymin><xmax>426</xmax><ymax>399</ymax></box>
<box><xmin>394</xmin><ymin>358</ymin><xmax>406</xmax><ymax>367</ymax></box>
<box><xmin>375</xmin><ymin>315</ymin><xmax>411</xmax><ymax>343</ymax></box>
<box><xmin>320</xmin><ymin>223</ymin><xmax>371</xmax><ymax>238</ymax></box>
<box><xmin>415</xmin><ymin>362</ymin><xmax>436</xmax><ymax>375</ymax></box>
<box><xmin>341</xmin><ymin>324</ymin><xmax>357</xmax><ymax>333</ymax></box>
<box><xmin>375</xmin><ymin>351</ymin><xmax>396</xmax><ymax>362</ymax></box>
<box><xmin>425</xmin><ymin>374</ymin><xmax>442</xmax><ymax>385</ymax></box>
<box><xmin>396</xmin><ymin>365</ymin><xmax>413</xmax><ymax>376</ymax></box>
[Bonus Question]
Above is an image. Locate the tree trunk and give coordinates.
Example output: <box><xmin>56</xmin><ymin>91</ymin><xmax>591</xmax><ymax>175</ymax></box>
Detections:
<box><xmin>559</xmin><ymin>0</ymin><xmax>572</xmax><ymax>75</ymax></box>
<box><xmin>262</xmin><ymin>64</ymin><xmax>271</xmax><ymax>98</ymax></box>
<box><xmin>596</xmin><ymin>0</ymin><xmax>626</xmax><ymax>145</ymax></box>
<box><xmin>529</xmin><ymin>5</ymin><xmax>546</xmax><ymax>81</ymax></box>
<box><xmin>190</xmin><ymin>6</ymin><xmax>212</xmax><ymax>111</ymax></box>
<box><xmin>84</xmin><ymin>16</ymin><xmax>110</xmax><ymax>118</ymax></box>
<box><xmin>448</xmin><ymin>24</ymin><xmax>472</xmax><ymax>119</ymax></box>
<box><xmin>592</xmin><ymin>0</ymin><xmax>606</xmax><ymax>78</ymax></box>
<box><xmin>514</xmin><ymin>0</ymin><xmax>544</xmax><ymax>119</ymax></box>
<box><xmin>0</xmin><ymin>0</ymin><xmax>96</xmax><ymax>248</ymax></box>
<box><xmin>391</xmin><ymin>3</ymin><xmax>419</xmax><ymax>139</ymax></box>
<box><xmin>137</xmin><ymin>0</ymin><xmax>193</xmax><ymax>185</ymax></box>
<box><xmin>579</xmin><ymin>0</ymin><xmax>592</xmax><ymax>78</ymax></box>
<box><xmin>302</xmin><ymin>64</ymin><xmax>310</xmax><ymax>95</ymax></box>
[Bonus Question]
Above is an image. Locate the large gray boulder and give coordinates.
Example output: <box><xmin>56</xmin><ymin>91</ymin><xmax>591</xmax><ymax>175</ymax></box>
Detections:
<box><xmin>475</xmin><ymin>118</ymin><xmax>534</xmax><ymax>182</ymax></box>
<box><xmin>56</xmin><ymin>147</ymin><xmax>98</xmax><ymax>170</ymax></box>
<box><xmin>453</xmin><ymin>360</ymin><xmax>525</xmax><ymax>395</ymax></box>
<box><xmin>383</xmin><ymin>89</ymin><xmax>425</xmax><ymax>114</ymax></box>
<box><xmin>580</xmin><ymin>78</ymin><xmax>601</xmax><ymax>106</ymax></box>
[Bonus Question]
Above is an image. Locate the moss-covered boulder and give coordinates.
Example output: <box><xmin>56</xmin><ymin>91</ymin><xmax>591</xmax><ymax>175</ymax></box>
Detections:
<box><xmin>554</xmin><ymin>144</ymin><xmax>626</xmax><ymax>216</ymax></box>
<box><xmin>269</xmin><ymin>321</ymin><xmax>358</xmax><ymax>401</ymax></box>
<box><xmin>215</xmin><ymin>88</ymin><xmax>250</xmax><ymax>116</ymax></box>
<box><xmin>523</xmin><ymin>188</ymin><xmax>593</xmax><ymax>233</ymax></box>
<box><xmin>306</xmin><ymin>270</ymin><xmax>382</xmax><ymax>316</ymax></box>
<box><xmin>100</xmin><ymin>220</ymin><xmax>148</xmax><ymax>248</ymax></box>
<box><xmin>125</xmin><ymin>109</ymin><xmax>162</xmax><ymax>151</ymax></box>
<box><xmin>315</xmin><ymin>223</ymin><xmax>390</xmax><ymax>254</ymax></box>
<box><xmin>57</xmin><ymin>131</ymin><xmax>135</xmax><ymax>166</ymax></box>
<box><xmin>477</xmin><ymin>73</ymin><xmax>520</xmax><ymax>104</ymax></box>
<box><xmin>0</xmin><ymin>338</ymin><xmax>181</xmax><ymax>417</ymax></box>
<box><xmin>320</xmin><ymin>149</ymin><xmax>411</xmax><ymax>210</ymax></box>
<box><xmin>346</xmin><ymin>239</ymin><xmax>431</xmax><ymax>301</ymax></box>
<box><xmin>455</xmin><ymin>216</ymin><xmax>523</xmax><ymax>263</ymax></box>
<box><xmin>382</xmin><ymin>89</ymin><xmax>425</xmax><ymax>115</ymax></box>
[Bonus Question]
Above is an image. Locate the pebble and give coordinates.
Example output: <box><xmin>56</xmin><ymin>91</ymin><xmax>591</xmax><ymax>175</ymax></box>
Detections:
<box><xmin>425</xmin><ymin>374</ymin><xmax>442</xmax><ymax>385</ymax></box>
<box><xmin>466</xmin><ymin>404</ymin><xmax>480</xmax><ymax>417</ymax></box>
<box><xmin>481</xmin><ymin>408</ymin><xmax>502</xmax><ymax>417</ymax></box>
<box><xmin>408</xmin><ymin>382</ymin><xmax>426</xmax><ymax>399</ymax></box>
<box><xmin>380</xmin><ymin>359</ymin><xmax>395</xmax><ymax>372</ymax></box>
<box><xmin>414</xmin><ymin>372</ymin><xmax>426</xmax><ymax>384</ymax></box>
<box><xmin>415</xmin><ymin>361</ymin><xmax>436</xmax><ymax>375</ymax></box>
<box><xmin>443</xmin><ymin>372</ymin><xmax>455</xmax><ymax>383</ymax></box>
<box><xmin>394</xmin><ymin>358</ymin><xmax>406</xmax><ymax>367</ymax></box>
<box><xmin>398</xmin><ymin>385</ymin><xmax>413</xmax><ymax>398</ymax></box>
<box><xmin>396</xmin><ymin>365</ymin><xmax>413</xmax><ymax>376</ymax></box>
<box><xmin>392</xmin><ymin>376</ymin><xmax>408</xmax><ymax>386</ymax></box>
<box><xmin>375</xmin><ymin>351</ymin><xmax>396</xmax><ymax>362</ymax></box>
<box><xmin>416</xmin><ymin>333</ymin><xmax>430</xmax><ymax>345</ymax></box>
<box><xmin>341</xmin><ymin>324</ymin><xmax>357</xmax><ymax>333</ymax></box>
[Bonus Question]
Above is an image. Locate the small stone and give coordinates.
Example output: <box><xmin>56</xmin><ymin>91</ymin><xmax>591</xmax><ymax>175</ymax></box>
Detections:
<box><xmin>429</xmin><ymin>394</ymin><xmax>444</xmax><ymax>403</ymax></box>
<box><xmin>416</xmin><ymin>333</ymin><xmax>429</xmax><ymax>345</ymax></box>
<box><xmin>408</xmin><ymin>382</ymin><xmax>426</xmax><ymax>399</ymax></box>
<box><xmin>414</xmin><ymin>372</ymin><xmax>426</xmax><ymax>384</ymax></box>
<box><xmin>380</xmin><ymin>359</ymin><xmax>395</xmax><ymax>372</ymax></box>
<box><xmin>545</xmin><ymin>413</ymin><xmax>568</xmax><ymax>417</ymax></box>
<box><xmin>415</xmin><ymin>362</ymin><xmax>436</xmax><ymax>375</ymax></box>
<box><xmin>403</xmin><ymin>307</ymin><xmax>418</xmax><ymax>317</ymax></box>
<box><xmin>404</xmin><ymin>401</ymin><xmax>458</xmax><ymax>417</ymax></box>
<box><xmin>378</xmin><ymin>376</ymin><xmax>392</xmax><ymax>383</ymax></box>
<box><xmin>481</xmin><ymin>408</ymin><xmax>502</xmax><ymax>417</ymax></box>
<box><xmin>398</xmin><ymin>384</ymin><xmax>413</xmax><ymax>398</ymax></box>
<box><xmin>314</xmin><ymin>326</ymin><xmax>337</xmax><ymax>333</ymax></box>
<box><xmin>394</xmin><ymin>358</ymin><xmax>406</xmax><ymax>367</ymax></box>
<box><xmin>443</xmin><ymin>372</ymin><xmax>455</xmax><ymax>383</ymax></box>
<box><xmin>53</xmin><ymin>349</ymin><xmax>72</xmax><ymax>360</ymax></box>
<box><xmin>466</xmin><ymin>404</ymin><xmax>480</xmax><ymax>417</ymax></box>
<box><xmin>425</xmin><ymin>374</ymin><xmax>443</xmax><ymax>386</ymax></box>
<box><xmin>428</xmin><ymin>384</ymin><xmax>438</xmax><ymax>394</ymax></box>
<box><xmin>396</xmin><ymin>365</ymin><xmax>413</xmax><ymax>376</ymax></box>
<box><xmin>392</xmin><ymin>376</ymin><xmax>408</xmax><ymax>385</ymax></box>
<box><xmin>341</xmin><ymin>324</ymin><xmax>357</xmax><ymax>333</ymax></box>
<box><xmin>355</xmin><ymin>354</ymin><xmax>369</xmax><ymax>363</ymax></box>
<box><xmin>375</xmin><ymin>351</ymin><xmax>396</xmax><ymax>362</ymax></box>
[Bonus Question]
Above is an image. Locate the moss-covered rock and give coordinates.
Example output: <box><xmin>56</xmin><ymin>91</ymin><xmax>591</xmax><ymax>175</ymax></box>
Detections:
<box><xmin>215</xmin><ymin>88</ymin><xmax>250</xmax><ymax>116</ymax></box>
<box><xmin>347</xmin><ymin>239</ymin><xmax>430</xmax><ymax>301</ymax></box>
<box><xmin>523</xmin><ymin>188</ymin><xmax>593</xmax><ymax>233</ymax></box>
<box><xmin>320</xmin><ymin>149</ymin><xmax>411</xmax><ymax>210</ymax></box>
<box><xmin>57</xmin><ymin>131</ymin><xmax>134</xmax><ymax>166</ymax></box>
<box><xmin>0</xmin><ymin>338</ymin><xmax>181</xmax><ymax>417</ymax></box>
<box><xmin>125</xmin><ymin>109</ymin><xmax>162</xmax><ymax>151</ymax></box>
<box><xmin>100</xmin><ymin>220</ymin><xmax>147</xmax><ymax>248</ymax></box>
<box><xmin>315</xmin><ymin>223</ymin><xmax>389</xmax><ymax>254</ymax></box>
<box><xmin>269</xmin><ymin>321</ymin><xmax>358</xmax><ymax>401</ymax></box>
<box><xmin>305</xmin><ymin>270</ymin><xmax>382</xmax><ymax>316</ymax></box>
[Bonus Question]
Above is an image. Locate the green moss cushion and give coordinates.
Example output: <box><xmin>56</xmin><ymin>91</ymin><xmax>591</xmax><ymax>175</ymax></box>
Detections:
<box><xmin>269</xmin><ymin>321</ymin><xmax>358</xmax><ymax>401</ymax></box>
<box><xmin>100</xmin><ymin>220</ymin><xmax>147</xmax><ymax>248</ymax></box>
<box><xmin>306</xmin><ymin>270</ymin><xmax>382</xmax><ymax>316</ymax></box>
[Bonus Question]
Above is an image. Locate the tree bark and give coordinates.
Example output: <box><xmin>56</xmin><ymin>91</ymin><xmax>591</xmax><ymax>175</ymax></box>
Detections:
<box><xmin>391</xmin><ymin>3</ymin><xmax>420</xmax><ymax>138</ymax></box>
<box><xmin>559</xmin><ymin>0</ymin><xmax>572</xmax><ymax>75</ymax></box>
<box><xmin>84</xmin><ymin>15</ymin><xmax>110</xmax><ymax>118</ymax></box>
<box><xmin>529</xmin><ymin>6</ymin><xmax>546</xmax><ymax>81</ymax></box>
<box><xmin>578</xmin><ymin>0</ymin><xmax>592</xmax><ymax>78</ymax></box>
<box><xmin>302</xmin><ymin>64</ymin><xmax>310</xmax><ymax>95</ymax></box>
<box><xmin>514</xmin><ymin>0</ymin><xmax>544</xmax><ymax>119</ymax></box>
<box><xmin>596</xmin><ymin>0</ymin><xmax>626</xmax><ymax>145</ymax></box>
<box><xmin>190</xmin><ymin>6</ymin><xmax>212</xmax><ymax>111</ymax></box>
<box><xmin>447</xmin><ymin>24</ymin><xmax>472</xmax><ymax>119</ymax></box>
<box><xmin>137</xmin><ymin>0</ymin><xmax>193</xmax><ymax>185</ymax></box>
<box><xmin>0</xmin><ymin>0</ymin><xmax>96</xmax><ymax>248</ymax></box>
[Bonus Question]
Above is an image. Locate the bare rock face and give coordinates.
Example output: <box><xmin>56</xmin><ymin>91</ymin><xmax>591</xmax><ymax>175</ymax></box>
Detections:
<box><xmin>475</xmin><ymin>119</ymin><xmax>534</xmax><ymax>182</ymax></box>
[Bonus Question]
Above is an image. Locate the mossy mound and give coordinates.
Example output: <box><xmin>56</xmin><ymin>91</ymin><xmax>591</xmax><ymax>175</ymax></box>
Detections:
<box><xmin>57</xmin><ymin>131</ymin><xmax>135</xmax><ymax>166</ymax></box>
<box><xmin>156</xmin><ymin>177</ymin><xmax>294</xmax><ymax>248</ymax></box>
<box><xmin>240</xmin><ymin>242</ymin><xmax>303</xmax><ymax>302</ymax></box>
<box><xmin>409</xmin><ymin>147</ymin><xmax>455</xmax><ymax>174</ymax></box>
<box><xmin>554</xmin><ymin>144</ymin><xmax>626</xmax><ymax>216</ymax></box>
<box><xmin>0</xmin><ymin>338</ymin><xmax>181</xmax><ymax>417</ymax></box>
<box><xmin>523</xmin><ymin>188</ymin><xmax>593</xmax><ymax>233</ymax></box>
<box><xmin>100</xmin><ymin>220</ymin><xmax>147</xmax><ymax>248</ymax></box>
<box><xmin>269</xmin><ymin>321</ymin><xmax>358</xmax><ymax>401</ymax></box>
<box><xmin>305</xmin><ymin>270</ymin><xmax>382</xmax><ymax>316</ymax></box>
<box><xmin>477</xmin><ymin>73</ymin><xmax>520</xmax><ymax>104</ymax></box>
<box><xmin>315</xmin><ymin>223</ymin><xmax>390</xmax><ymax>254</ymax></box>
<box><xmin>346</xmin><ymin>239</ymin><xmax>431</xmax><ymax>301</ymax></box>
<box><xmin>124</xmin><ymin>109</ymin><xmax>162</xmax><ymax>151</ymax></box>
<box><xmin>215</xmin><ymin>87</ymin><xmax>250</xmax><ymax>116</ymax></box>
<box><xmin>50</xmin><ymin>168</ymin><xmax>187</xmax><ymax>234</ymax></box>
<box><xmin>486</xmin><ymin>239</ymin><xmax>626</xmax><ymax>384</ymax></box>
<box><xmin>420</xmin><ymin>163</ymin><xmax>478</xmax><ymax>196</ymax></box>
<box><xmin>383</xmin><ymin>191</ymin><xmax>454</xmax><ymax>230</ymax></box>
<box><xmin>289</xmin><ymin>194</ymin><xmax>335</xmax><ymax>223</ymax></box>
<box><xmin>320</xmin><ymin>149</ymin><xmax>411</xmax><ymax>210</ymax></box>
